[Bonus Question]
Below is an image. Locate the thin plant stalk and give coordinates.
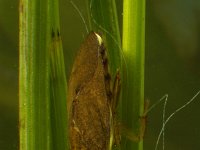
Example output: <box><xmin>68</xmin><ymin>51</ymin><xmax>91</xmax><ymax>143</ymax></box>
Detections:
<box><xmin>19</xmin><ymin>0</ymin><xmax>67</xmax><ymax>149</ymax></box>
<box><xmin>122</xmin><ymin>0</ymin><xmax>145</xmax><ymax>150</ymax></box>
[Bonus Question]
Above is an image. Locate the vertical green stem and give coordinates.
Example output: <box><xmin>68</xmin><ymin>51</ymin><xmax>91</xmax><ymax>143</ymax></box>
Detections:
<box><xmin>122</xmin><ymin>0</ymin><xmax>145</xmax><ymax>150</ymax></box>
<box><xmin>49</xmin><ymin>32</ymin><xmax>68</xmax><ymax>150</ymax></box>
<box><xmin>19</xmin><ymin>0</ymin><xmax>67</xmax><ymax>149</ymax></box>
<box><xmin>19</xmin><ymin>0</ymin><xmax>52</xmax><ymax>149</ymax></box>
<box><xmin>49</xmin><ymin>0</ymin><xmax>68</xmax><ymax>149</ymax></box>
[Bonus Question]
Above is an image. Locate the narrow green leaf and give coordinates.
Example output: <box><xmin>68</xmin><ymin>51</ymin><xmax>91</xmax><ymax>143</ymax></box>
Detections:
<box><xmin>50</xmin><ymin>30</ymin><xmax>68</xmax><ymax>150</ymax></box>
<box><xmin>49</xmin><ymin>0</ymin><xmax>68</xmax><ymax>149</ymax></box>
<box><xmin>19</xmin><ymin>0</ymin><xmax>67</xmax><ymax>149</ymax></box>
<box><xmin>19</xmin><ymin>0</ymin><xmax>52</xmax><ymax>149</ymax></box>
<box><xmin>122</xmin><ymin>0</ymin><xmax>145</xmax><ymax>150</ymax></box>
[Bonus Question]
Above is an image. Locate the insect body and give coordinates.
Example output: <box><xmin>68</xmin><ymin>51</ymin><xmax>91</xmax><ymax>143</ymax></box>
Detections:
<box><xmin>67</xmin><ymin>32</ymin><xmax>119</xmax><ymax>150</ymax></box>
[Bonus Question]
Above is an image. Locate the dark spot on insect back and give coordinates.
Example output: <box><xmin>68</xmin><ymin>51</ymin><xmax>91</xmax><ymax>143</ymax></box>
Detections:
<box><xmin>102</xmin><ymin>57</ymin><xmax>108</xmax><ymax>65</ymax></box>
<box><xmin>100</xmin><ymin>45</ymin><xmax>106</xmax><ymax>56</ymax></box>
<box><xmin>104</xmin><ymin>73</ymin><xmax>111</xmax><ymax>81</ymax></box>
<box><xmin>107</xmin><ymin>91</ymin><xmax>113</xmax><ymax>100</ymax></box>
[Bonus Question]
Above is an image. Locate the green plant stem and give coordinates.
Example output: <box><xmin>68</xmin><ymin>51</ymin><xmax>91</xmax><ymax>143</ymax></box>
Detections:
<box><xmin>50</xmin><ymin>32</ymin><xmax>68</xmax><ymax>150</ymax></box>
<box><xmin>19</xmin><ymin>0</ymin><xmax>67</xmax><ymax>149</ymax></box>
<box><xmin>49</xmin><ymin>0</ymin><xmax>68</xmax><ymax>149</ymax></box>
<box><xmin>19</xmin><ymin>0</ymin><xmax>51</xmax><ymax>149</ymax></box>
<box><xmin>122</xmin><ymin>0</ymin><xmax>145</xmax><ymax>150</ymax></box>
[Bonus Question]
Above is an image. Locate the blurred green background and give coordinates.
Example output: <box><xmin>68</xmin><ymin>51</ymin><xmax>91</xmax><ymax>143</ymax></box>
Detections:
<box><xmin>0</xmin><ymin>0</ymin><xmax>200</xmax><ymax>149</ymax></box>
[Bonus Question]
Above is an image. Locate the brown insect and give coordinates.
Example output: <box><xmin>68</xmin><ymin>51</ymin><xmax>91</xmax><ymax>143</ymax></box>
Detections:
<box><xmin>67</xmin><ymin>32</ymin><xmax>120</xmax><ymax>150</ymax></box>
